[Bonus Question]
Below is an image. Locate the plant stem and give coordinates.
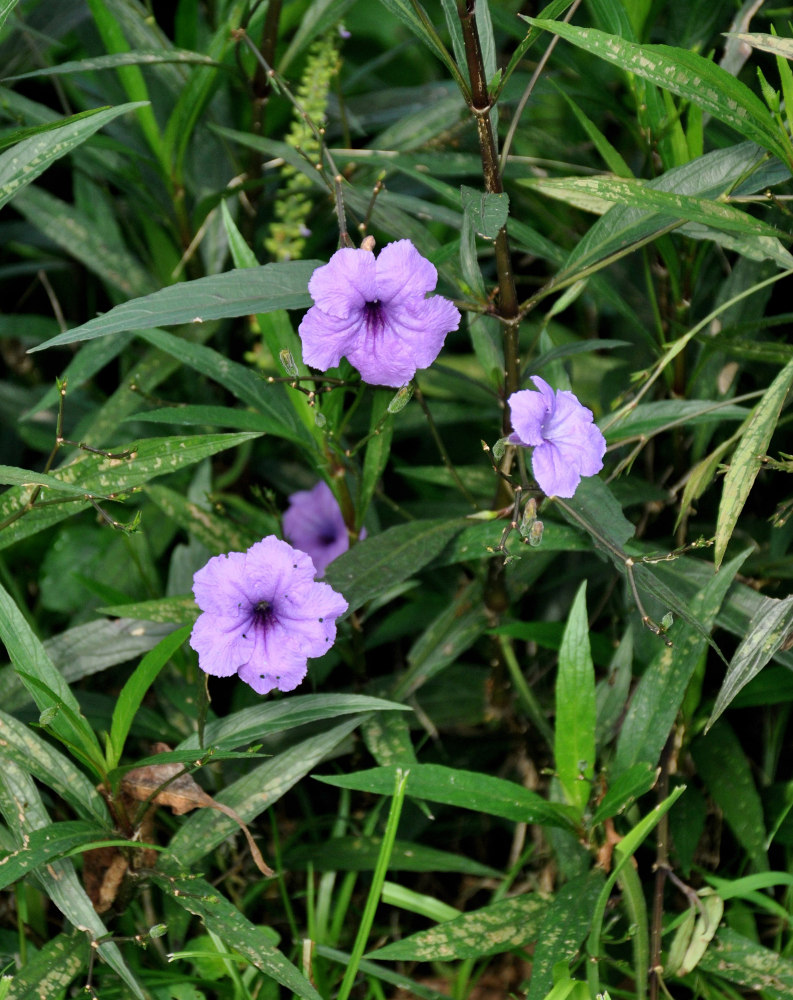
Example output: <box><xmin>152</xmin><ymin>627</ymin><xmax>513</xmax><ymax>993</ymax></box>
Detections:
<box><xmin>335</xmin><ymin>769</ymin><xmax>409</xmax><ymax>1000</ymax></box>
<box><xmin>457</xmin><ymin>1</ymin><xmax>520</xmax><ymax>433</ymax></box>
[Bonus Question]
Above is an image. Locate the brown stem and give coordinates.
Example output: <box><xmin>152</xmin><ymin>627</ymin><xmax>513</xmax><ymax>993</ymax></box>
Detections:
<box><xmin>457</xmin><ymin>2</ymin><xmax>520</xmax><ymax>434</ymax></box>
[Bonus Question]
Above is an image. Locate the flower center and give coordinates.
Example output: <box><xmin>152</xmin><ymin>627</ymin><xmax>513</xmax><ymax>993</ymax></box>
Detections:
<box><xmin>363</xmin><ymin>299</ymin><xmax>385</xmax><ymax>335</ymax></box>
<box><xmin>253</xmin><ymin>599</ymin><xmax>273</xmax><ymax>623</ymax></box>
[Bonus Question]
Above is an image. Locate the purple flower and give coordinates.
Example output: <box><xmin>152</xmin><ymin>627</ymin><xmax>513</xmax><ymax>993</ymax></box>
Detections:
<box><xmin>298</xmin><ymin>239</ymin><xmax>461</xmax><ymax>387</ymax></box>
<box><xmin>508</xmin><ymin>376</ymin><xmax>607</xmax><ymax>498</ymax></box>
<box><xmin>283</xmin><ymin>480</ymin><xmax>353</xmax><ymax>576</ymax></box>
<box><xmin>189</xmin><ymin>536</ymin><xmax>348</xmax><ymax>695</ymax></box>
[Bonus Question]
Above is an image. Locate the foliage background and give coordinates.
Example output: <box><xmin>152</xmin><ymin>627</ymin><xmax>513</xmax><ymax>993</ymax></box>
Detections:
<box><xmin>1</xmin><ymin>0</ymin><xmax>793</xmax><ymax>998</ymax></box>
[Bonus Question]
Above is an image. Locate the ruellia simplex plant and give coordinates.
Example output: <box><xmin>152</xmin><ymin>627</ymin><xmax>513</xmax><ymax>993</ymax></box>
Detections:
<box><xmin>1</xmin><ymin>1</ymin><xmax>793</xmax><ymax>998</ymax></box>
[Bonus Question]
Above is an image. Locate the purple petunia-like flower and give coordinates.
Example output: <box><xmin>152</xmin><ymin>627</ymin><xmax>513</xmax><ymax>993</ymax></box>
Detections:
<box><xmin>298</xmin><ymin>239</ymin><xmax>461</xmax><ymax>387</ymax></box>
<box><xmin>508</xmin><ymin>376</ymin><xmax>607</xmax><ymax>498</ymax></box>
<box><xmin>189</xmin><ymin>536</ymin><xmax>348</xmax><ymax>695</ymax></box>
<box><xmin>283</xmin><ymin>480</ymin><xmax>357</xmax><ymax>577</ymax></box>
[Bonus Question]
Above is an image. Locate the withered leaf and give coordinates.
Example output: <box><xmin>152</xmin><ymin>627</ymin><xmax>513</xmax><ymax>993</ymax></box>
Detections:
<box><xmin>122</xmin><ymin>743</ymin><xmax>273</xmax><ymax>876</ymax></box>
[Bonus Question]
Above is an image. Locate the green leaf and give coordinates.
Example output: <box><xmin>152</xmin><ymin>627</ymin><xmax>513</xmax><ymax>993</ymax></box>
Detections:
<box><xmin>178</xmin><ymin>694</ymin><xmax>408</xmax><ymax>752</ymax></box>
<box><xmin>692</xmin><ymin>719</ymin><xmax>768</xmax><ymax>871</ymax></box>
<box><xmin>0</xmin><ymin>103</ymin><xmax>147</xmax><ymax>214</ymax></box>
<box><xmin>108</xmin><ymin>625</ymin><xmax>190</xmax><ymax>768</ymax></box>
<box><xmin>522</xmin><ymin>174</ymin><xmax>782</xmax><ymax>237</ymax></box>
<box><xmin>559</xmin><ymin>142</ymin><xmax>784</xmax><ymax>282</ymax></box>
<box><xmin>30</xmin><ymin>262</ymin><xmax>317</xmax><ymax>352</ymax></box>
<box><xmin>367</xmin><ymin>892</ymin><xmax>547</xmax><ymax>960</ymax></box>
<box><xmin>605</xmin><ymin>399</ymin><xmax>751</xmax><ymax>441</ymax></box>
<box><xmin>374</xmin><ymin>0</ymin><xmax>467</xmax><ymax>94</ymax></box>
<box><xmin>526</xmin><ymin>871</ymin><xmax>606</xmax><ymax>1000</ymax></box>
<box><xmin>99</xmin><ymin>595</ymin><xmax>198</xmax><ymax>624</ymax></box>
<box><xmin>0</xmin><ymin>0</ymin><xmax>20</xmax><ymax>32</ymax></box>
<box><xmin>0</xmin><ymin>820</ymin><xmax>114</xmax><ymax>891</ymax></box>
<box><xmin>727</xmin><ymin>32</ymin><xmax>793</xmax><ymax>63</ymax></box>
<box><xmin>0</xmin><ymin>464</ymin><xmax>113</xmax><ymax>498</ymax></box>
<box><xmin>4</xmin><ymin>931</ymin><xmax>89</xmax><ymax>1000</ymax></box>
<box><xmin>526</xmin><ymin>19</ymin><xmax>792</xmax><ymax>164</ymax></box>
<box><xmin>0</xmin><ymin>432</ymin><xmax>261</xmax><ymax>553</ymax></box>
<box><xmin>0</xmin><ymin>707</ymin><xmax>109</xmax><ymax>825</ymax></box>
<box><xmin>460</xmin><ymin>185</ymin><xmax>510</xmax><ymax>240</ymax></box>
<box><xmin>286</xmin><ymin>836</ymin><xmax>499</xmax><ymax>877</ymax></box>
<box><xmin>556</xmin><ymin>475</ymin><xmax>635</xmax><ymax>554</ymax></box>
<box><xmin>709</xmin><ymin>594</ymin><xmax>793</xmax><ymax>728</ymax></box>
<box><xmin>586</xmin><ymin>785</ymin><xmax>687</xmax><ymax>997</ymax></box>
<box><xmin>715</xmin><ymin>356</ymin><xmax>793</xmax><ymax>567</ymax></box>
<box><xmin>614</xmin><ymin>551</ymin><xmax>748</xmax><ymax>777</ymax></box>
<box><xmin>0</xmin><ymin>762</ymin><xmax>144</xmax><ymax>997</ymax></box>
<box><xmin>4</xmin><ymin>48</ymin><xmax>218</xmax><ymax>81</ymax></box>
<box><xmin>396</xmin><ymin>580</ymin><xmax>489</xmax><ymax>698</ymax></box>
<box><xmin>145</xmin><ymin>482</ymin><xmax>259</xmax><ymax>554</ymax></box>
<box><xmin>555</xmin><ymin>582</ymin><xmax>596</xmax><ymax>814</ymax></box>
<box><xmin>166</xmin><ymin>718</ymin><xmax>366</xmax><ymax>866</ymax></box>
<box><xmin>361</xmin><ymin>711</ymin><xmax>418</xmax><ymax>769</ymax></box>
<box><xmin>151</xmin><ymin>873</ymin><xmax>322</xmax><ymax>1000</ymax></box>
<box><xmin>316</xmin><ymin>764</ymin><xmax>579</xmax><ymax>830</ymax></box>
<box><xmin>358</xmin><ymin>390</ymin><xmax>396</xmax><ymax>530</ymax></box>
<box><xmin>325</xmin><ymin>519</ymin><xmax>467</xmax><ymax>615</ymax></box>
<box><xmin>697</xmin><ymin>927</ymin><xmax>793</xmax><ymax>997</ymax></box>
<box><xmin>0</xmin><ymin>581</ymin><xmax>103</xmax><ymax>772</ymax></box>
<box><xmin>591</xmin><ymin>762</ymin><xmax>657</xmax><ymax>825</ymax></box>
<box><xmin>12</xmin><ymin>186</ymin><xmax>157</xmax><ymax>298</ymax></box>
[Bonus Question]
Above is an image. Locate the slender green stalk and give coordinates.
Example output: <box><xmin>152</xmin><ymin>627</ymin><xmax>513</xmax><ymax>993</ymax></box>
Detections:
<box><xmin>335</xmin><ymin>769</ymin><xmax>410</xmax><ymax>1000</ymax></box>
<box><xmin>498</xmin><ymin>634</ymin><xmax>554</xmax><ymax>749</ymax></box>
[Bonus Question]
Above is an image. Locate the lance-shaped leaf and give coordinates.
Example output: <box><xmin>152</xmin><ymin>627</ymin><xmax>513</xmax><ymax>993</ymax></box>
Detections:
<box><xmin>709</xmin><ymin>594</ymin><xmax>793</xmax><ymax>728</ymax></box>
<box><xmin>0</xmin><ymin>102</ymin><xmax>146</xmax><ymax>214</ymax></box>
<box><xmin>367</xmin><ymin>892</ymin><xmax>548</xmax><ymax>961</ymax></box>
<box><xmin>521</xmin><ymin>175</ymin><xmax>783</xmax><ymax>238</ymax></box>
<box><xmin>715</xmin><ymin>356</ymin><xmax>793</xmax><ymax>568</ymax></box>
<box><xmin>526</xmin><ymin>19</ymin><xmax>792</xmax><ymax>165</ymax></box>
<box><xmin>30</xmin><ymin>261</ymin><xmax>318</xmax><ymax>352</ymax></box>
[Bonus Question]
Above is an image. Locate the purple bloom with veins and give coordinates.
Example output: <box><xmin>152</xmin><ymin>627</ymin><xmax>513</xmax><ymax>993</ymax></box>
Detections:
<box><xmin>508</xmin><ymin>376</ymin><xmax>607</xmax><ymax>498</ymax></box>
<box><xmin>283</xmin><ymin>480</ymin><xmax>357</xmax><ymax>577</ymax></box>
<box><xmin>189</xmin><ymin>536</ymin><xmax>348</xmax><ymax>695</ymax></box>
<box><xmin>298</xmin><ymin>239</ymin><xmax>461</xmax><ymax>387</ymax></box>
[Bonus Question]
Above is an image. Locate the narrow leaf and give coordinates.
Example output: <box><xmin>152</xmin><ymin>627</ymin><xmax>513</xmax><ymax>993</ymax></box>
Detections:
<box><xmin>367</xmin><ymin>893</ymin><xmax>548</xmax><ymax>960</ymax></box>
<box><xmin>614</xmin><ymin>551</ymin><xmax>749</xmax><ymax>777</ymax></box>
<box><xmin>3</xmin><ymin>931</ymin><xmax>88</xmax><ymax>1000</ymax></box>
<box><xmin>166</xmin><ymin>718</ymin><xmax>366</xmax><ymax>866</ymax></box>
<box><xmin>4</xmin><ymin>48</ymin><xmax>217</xmax><ymax>81</ymax></box>
<box><xmin>108</xmin><ymin>626</ymin><xmax>190</xmax><ymax>766</ymax></box>
<box><xmin>0</xmin><ymin>103</ymin><xmax>146</xmax><ymax>214</ymax></box>
<box><xmin>555</xmin><ymin>582</ymin><xmax>596</xmax><ymax>814</ymax></box>
<box><xmin>523</xmin><ymin>175</ymin><xmax>782</xmax><ymax>237</ymax></box>
<box><xmin>30</xmin><ymin>262</ymin><xmax>318</xmax><ymax>352</ymax></box>
<box><xmin>526</xmin><ymin>871</ymin><xmax>606</xmax><ymax>1000</ymax></box>
<box><xmin>715</xmin><ymin>356</ymin><xmax>793</xmax><ymax>567</ymax></box>
<box><xmin>692</xmin><ymin>720</ymin><xmax>768</xmax><ymax>871</ymax></box>
<box><xmin>152</xmin><ymin>873</ymin><xmax>322</xmax><ymax>1000</ymax></box>
<box><xmin>317</xmin><ymin>764</ymin><xmax>579</xmax><ymax>830</ymax></box>
<box><xmin>527</xmin><ymin>19</ymin><xmax>791</xmax><ymax>164</ymax></box>
<box><xmin>325</xmin><ymin>519</ymin><xmax>466</xmax><ymax>615</ymax></box>
<box><xmin>709</xmin><ymin>594</ymin><xmax>793</xmax><ymax>727</ymax></box>
<box><xmin>697</xmin><ymin>927</ymin><xmax>793</xmax><ymax>997</ymax></box>
<box><xmin>0</xmin><ymin>581</ymin><xmax>103</xmax><ymax>769</ymax></box>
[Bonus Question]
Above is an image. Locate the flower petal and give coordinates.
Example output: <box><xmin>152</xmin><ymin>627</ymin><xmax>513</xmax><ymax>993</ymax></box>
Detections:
<box><xmin>531</xmin><ymin>441</ymin><xmax>582</xmax><ymax>497</ymax></box>
<box><xmin>307</xmin><ymin>247</ymin><xmax>376</xmax><ymax>318</ymax></box>
<box><xmin>298</xmin><ymin>305</ymin><xmax>365</xmax><ymax>373</ymax></box>
<box><xmin>192</xmin><ymin>550</ymin><xmax>251</xmax><ymax>617</ymax></box>
<box><xmin>508</xmin><ymin>388</ymin><xmax>552</xmax><ymax>447</ymax></box>
<box><xmin>189</xmin><ymin>611</ymin><xmax>250</xmax><ymax>677</ymax></box>
<box><xmin>283</xmin><ymin>481</ymin><xmax>349</xmax><ymax>576</ymax></box>
<box><xmin>375</xmin><ymin>239</ymin><xmax>438</xmax><ymax>304</ymax></box>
